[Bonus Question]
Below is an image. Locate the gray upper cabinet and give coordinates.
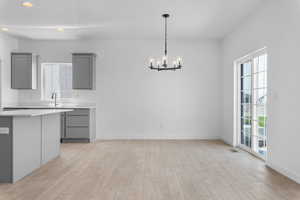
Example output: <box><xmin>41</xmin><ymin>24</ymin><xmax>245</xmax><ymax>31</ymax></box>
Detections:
<box><xmin>72</xmin><ymin>53</ymin><xmax>95</xmax><ymax>90</ymax></box>
<box><xmin>11</xmin><ymin>53</ymin><xmax>37</xmax><ymax>89</ymax></box>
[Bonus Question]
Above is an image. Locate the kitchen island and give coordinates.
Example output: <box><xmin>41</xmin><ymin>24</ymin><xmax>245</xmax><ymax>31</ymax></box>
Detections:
<box><xmin>0</xmin><ymin>109</ymin><xmax>72</xmax><ymax>183</ymax></box>
<box><xmin>4</xmin><ymin>103</ymin><xmax>96</xmax><ymax>143</ymax></box>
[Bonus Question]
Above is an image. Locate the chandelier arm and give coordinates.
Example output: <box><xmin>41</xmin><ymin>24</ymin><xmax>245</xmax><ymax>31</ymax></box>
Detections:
<box><xmin>150</xmin><ymin>65</ymin><xmax>182</xmax><ymax>71</ymax></box>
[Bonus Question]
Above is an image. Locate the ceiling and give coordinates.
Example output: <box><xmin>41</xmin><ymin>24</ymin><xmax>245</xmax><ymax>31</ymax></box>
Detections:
<box><xmin>0</xmin><ymin>0</ymin><xmax>264</xmax><ymax>40</ymax></box>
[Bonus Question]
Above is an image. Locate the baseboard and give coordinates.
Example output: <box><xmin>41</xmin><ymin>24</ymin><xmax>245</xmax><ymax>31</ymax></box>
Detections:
<box><xmin>95</xmin><ymin>139</ymin><xmax>223</xmax><ymax>142</ymax></box>
<box><xmin>96</xmin><ymin>134</ymin><xmax>221</xmax><ymax>140</ymax></box>
<box><xmin>61</xmin><ymin>138</ymin><xmax>90</xmax><ymax>143</ymax></box>
<box><xmin>96</xmin><ymin>137</ymin><xmax>221</xmax><ymax>141</ymax></box>
<box><xmin>267</xmin><ymin>161</ymin><xmax>300</xmax><ymax>184</ymax></box>
<box><xmin>221</xmin><ymin>138</ymin><xmax>234</xmax><ymax>147</ymax></box>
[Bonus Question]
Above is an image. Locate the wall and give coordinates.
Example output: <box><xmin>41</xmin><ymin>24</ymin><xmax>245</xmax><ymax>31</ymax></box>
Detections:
<box><xmin>222</xmin><ymin>0</ymin><xmax>300</xmax><ymax>183</ymax></box>
<box><xmin>18</xmin><ymin>39</ymin><xmax>222</xmax><ymax>140</ymax></box>
<box><xmin>0</xmin><ymin>33</ymin><xmax>19</xmax><ymax>106</ymax></box>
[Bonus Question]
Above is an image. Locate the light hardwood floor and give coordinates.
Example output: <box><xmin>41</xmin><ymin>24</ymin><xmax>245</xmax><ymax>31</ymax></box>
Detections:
<box><xmin>0</xmin><ymin>140</ymin><xmax>299</xmax><ymax>200</ymax></box>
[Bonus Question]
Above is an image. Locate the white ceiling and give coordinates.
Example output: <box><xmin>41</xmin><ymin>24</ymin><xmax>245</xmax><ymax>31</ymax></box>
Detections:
<box><xmin>0</xmin><ymin>0</ymin><xmax>264</xmax><ymax>40</ymax></box>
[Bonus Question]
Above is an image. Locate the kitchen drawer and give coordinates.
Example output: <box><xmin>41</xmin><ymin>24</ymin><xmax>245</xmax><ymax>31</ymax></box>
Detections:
<box><xmin>66</xmin><ymin>115</ymin><xmax>89</xmax><ymax>127</ymax></box>
<box><xmin>66</xmin><ymin>127</ymin><xmax>89</xmax><ymax>138</ymax></box>
<box><xmin>0</xmin><ymin>117</ymin><xmax>12</xmax><ymax>126</ymax></box>
<box><xmin>66</xmin><ymin>109</ymin><xmax>89</xmax><ymax>116</ymax></box>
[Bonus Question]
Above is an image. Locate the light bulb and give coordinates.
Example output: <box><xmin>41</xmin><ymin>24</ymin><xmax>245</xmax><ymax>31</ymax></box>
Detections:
<box><xmin>57</xmin><ymin>27</ymin><xmax>65</xmax><ymax>32</ymax></box>
<box><xmin>149</xmin><ymin>58</ymin><xmax>154</xmax><ymax>67</ymax></box>
<box><xmin>22</xmin><ymin>1</ymin><xmax>33</xmax><ymax>7</ymax></box>
<box><xmin>177</xmin><ymin>57</ymin><xmax>182</xmax><ymax>66</ymax></box>
<box><xmin>162</xmin><ymin>56</ymin><xmax>168</xmax><ymax>67</ymax></box>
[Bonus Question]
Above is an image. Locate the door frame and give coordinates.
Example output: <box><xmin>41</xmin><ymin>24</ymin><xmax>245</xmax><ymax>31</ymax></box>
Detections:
<box><xmin>234</xmin><ymin>47</ymin><xmax>268</xmax><ymax>160</ymax></box>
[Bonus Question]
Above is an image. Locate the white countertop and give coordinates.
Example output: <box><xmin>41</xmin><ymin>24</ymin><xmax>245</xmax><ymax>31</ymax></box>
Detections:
<box><xmin>0</xmin><ymin>109</ymin><xmax>73</xmax><ymax>117</ymax></box>
<box><xmin>4</xmin><ymin>103</ymin><xmax>96</xmax><ymax>109</ymax></box>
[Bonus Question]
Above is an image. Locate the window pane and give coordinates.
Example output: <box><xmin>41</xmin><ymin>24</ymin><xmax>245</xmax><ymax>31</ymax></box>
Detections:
<box><xmin>254</xmin><ymin>54</ymin><xmax>267</xmax><ymax>73</ymax></box>
<box><xmin>241</xmin><ymin>62</ymin><xmax>251</xmax><ymax>77</ymax></box>
<box><xmin>253</xmin><ymin>89</ymin><xmax>267</xmax><ymax>105</ymax></box>
<box><xmin>259</xmin><ymin>54</ymin><xmax>267</xmax><ymax>71</ymax></box>
<box><xmin>241</xmin><ymin>76</ymin><xmax>251</xmax><ymax>90</ymax></box>
<box><xmin>253</xmin><ymin>104</ymin><xmax>267</xmax><ymax>122</ymax></box>
<box><xmin>58</xmin><ymin>63</ymin><xmax>72</xmax><ymax>98</ymax></box>
<box><xmin>42</xmin><ymin>63</ymin><xmax>72</xmax><ymax>100</ymax></box>
<box><xmin>253</xmin><ymin>71</ymin><xmax>267</xmax><ymax>88</ymax></box>
<box><xmin>241</xmin><ymin>118</ymin><xmax>251</xmax><ymax>148</ymax></box>
<box><xmin>253</xmin><ymin>136</ymin><xmax>267</xmax><ymax>157</ymax></box>
<box><xmin>241</xmin><ymin>104</ymin><xmax>251</xmax><ymax>118</ymax></box>
<box><xmin>252</xmin><ymin>120</ymin><xmax>267</xmax><ymax>138</ymax></box>
<box><xmin>241</xmin><ymin>131</ymin><xmax>244</xmax><ymax>145</ymax></box>
<box><xmin>241</xmin><ymin>91</ymin><xmax>252</xmax><ymax>103</ymax></box>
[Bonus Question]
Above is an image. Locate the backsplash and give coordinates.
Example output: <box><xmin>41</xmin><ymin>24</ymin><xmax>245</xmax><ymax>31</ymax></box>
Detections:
<box><xmin>17</xmin><ymin>89</ymin><xmax>96</xmax><ymax>104</ymax></box>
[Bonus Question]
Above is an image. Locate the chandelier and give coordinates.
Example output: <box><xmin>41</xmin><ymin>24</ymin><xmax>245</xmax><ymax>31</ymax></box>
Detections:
<box><xmin>149</xmin><ymin>14</ymin><xmax>183</xmax><ymax>71</ymax></box>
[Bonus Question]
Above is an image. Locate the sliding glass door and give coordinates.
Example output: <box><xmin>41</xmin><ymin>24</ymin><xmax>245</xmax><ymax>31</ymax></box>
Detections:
<box><xmin>239</xmin><ymin>50</ymin><xmax>267</xmax><ymax>160</ymax></box>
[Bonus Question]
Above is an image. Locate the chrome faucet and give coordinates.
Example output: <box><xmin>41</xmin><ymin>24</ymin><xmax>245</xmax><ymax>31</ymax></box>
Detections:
<box><xmin>51</xmin><ymin>92</ymin><xmax>58</xmax><ymax>107</ymax></box>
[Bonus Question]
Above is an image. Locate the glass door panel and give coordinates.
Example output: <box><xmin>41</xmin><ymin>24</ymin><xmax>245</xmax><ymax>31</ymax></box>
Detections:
<box><xmin>253</xmin><ymin>104</ymin><xmax>267</xmax><ymax>121</ymax></box>
<box><xmin>239</xmin><ymin>52</ymin><xmax>267</xmax><ymax>160</ymax></box>
<box><xmin>241</xmin><ymin>104</ymin><xmax>251</xmax><ymax>118</ymax></box>
<box><xmin>241</xmin><ymin>91</ymin><xmax>252</xmax><ymax>104</ymax></box>
<box><xmin>240</xmin><ymin>61</ymin><xmax>252</xmax><ymax>149</ymax></box>
<box><xmin>252</xmin><ymin>136</ymin><xmax>267</xmax><ymax>157</ymax></box>
<box><xmin>253</xmin><ymin>89</ymin><xmax>267</xmax><ymax>105</ymax></box>
<box><xmin>254</xmin><ymin>54</ymin><xmax>267</xmax><ymax>72</ymax></box>
<box><xmin>241</xmin><ymin>118</ymin><xmax>252</xmax><ymax>148</ymax></box>
<box><xmin>241</xmin><ymin>76</ymin><xmax>252</xmax><ymax>90</ymax></box>
<box><xmin>241</xmin><ymin>61</ymin><xmax>252</xmax><ymax>76</ymax></box>
<box><xmin>253</xmin><ymin>72</ymin><xmax>267</xmax><ymax>89</ymax></box>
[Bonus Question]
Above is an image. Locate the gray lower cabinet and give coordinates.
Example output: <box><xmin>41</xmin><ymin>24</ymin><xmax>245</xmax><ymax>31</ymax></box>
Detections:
<box><xmin>72</xmin><ymin>53</ymin><xmax>95</xmax><ymax>90</ymax></box>
<box><xmin>61</xmin><ymin>108</ymin><xmax>96</xmax><ymax>143</ymax></box>
<box><xmin>11</xmin><ymin>53</ymin><xmax>38</xmax><ymax>89</ymax></box>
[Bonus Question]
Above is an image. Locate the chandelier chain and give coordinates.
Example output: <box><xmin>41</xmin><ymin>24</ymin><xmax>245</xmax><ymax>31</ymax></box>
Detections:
<box><xmin>165</xmin><ymin>16</ymin><xmax>167</xmax><ymax>56</ymax></box>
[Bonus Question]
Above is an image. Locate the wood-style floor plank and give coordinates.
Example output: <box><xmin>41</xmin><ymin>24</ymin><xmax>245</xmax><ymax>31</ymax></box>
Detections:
<box><xmin>0</xmin><ymin>140</ymin><xmax>299</xmax><ymax>200</ymax></box>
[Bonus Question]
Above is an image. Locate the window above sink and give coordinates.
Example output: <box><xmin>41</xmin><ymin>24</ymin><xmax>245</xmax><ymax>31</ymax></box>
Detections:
<box><xmin>41</xmin><ymin>63</ymin><xmax>72</xmax><ymax>101</ymax></box>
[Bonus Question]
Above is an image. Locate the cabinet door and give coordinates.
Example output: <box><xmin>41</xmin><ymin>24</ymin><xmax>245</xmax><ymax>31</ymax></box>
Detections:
<box><xmin>13</xmin><ymin>116</ymin><xmax>42</xmax><ymax>183</ymax></box>
<box><xmin>12</xmin><ymin>53</ymin><xmax>33</xmax><ymax>89</ymax></box>
<box><xmin>72</xmin><ymin>54</ymin><xmax>94</xmax><ymax>89</ymax></box>
<box><xmin>41</xmin><ymin>114</ymin><xmax>60</xmax><ymax>165</ymax></box>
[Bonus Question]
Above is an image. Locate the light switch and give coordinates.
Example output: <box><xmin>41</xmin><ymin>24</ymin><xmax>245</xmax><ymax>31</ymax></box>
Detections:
<box><xmin>0</xmin><ymin>127</ymin><xmax>9</xmax><ymax>135</ymax></box>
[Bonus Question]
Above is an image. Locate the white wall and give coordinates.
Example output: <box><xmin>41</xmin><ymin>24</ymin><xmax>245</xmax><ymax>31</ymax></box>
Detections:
<box><xmin>96</xmin><ymin>40</ymin><xmax>222</xmax><ymax>140</ymax></box>
<box><xmin>0</xmin><ymin>33</ymin><xmax>19</xmax><ymax>106</ymax></box>
<box><xmin>222</xmin><ymin>0</ymin><xmax>300</xmax><ymax>183</ymax></box>
<box><xmin>18</xmin><ymin>39</ymin><xmax>222</xmax><ymax>140</ymax></box>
